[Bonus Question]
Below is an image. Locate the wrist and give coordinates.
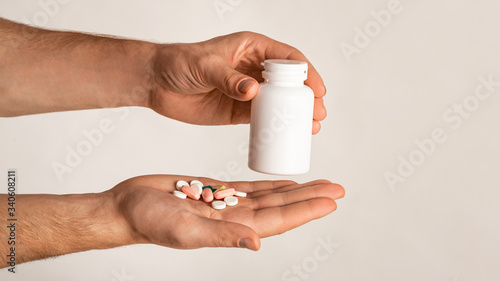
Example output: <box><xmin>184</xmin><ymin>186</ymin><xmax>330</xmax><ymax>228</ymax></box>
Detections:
<box><xmin>10</xmin><ymin>192</ymin><xmax>141</xmax><ymax>265</ymax></box>
<box><xmin>117</xmin><ymin>39</ymin><xmax>158</xmax><ymax>109</ymax></box>
<box><xmin>51</xmin><ymin>192</ymin><xmax>138</xmax><ymax>250</ymax></box>
<box><xmin>103</xmin><ymin>189</ymin><xmax>149</xmax><ymax>246</ymax></box>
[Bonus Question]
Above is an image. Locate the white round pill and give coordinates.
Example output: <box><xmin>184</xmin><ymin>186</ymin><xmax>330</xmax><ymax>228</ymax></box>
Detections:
<box><xmin>234</xmin><ymin>191</ymin><xmax>247</xmax><ymax>197</ymax></box>
<box><xmin>190</xmin><ymin>182</ymin><xmax>203</xmax><ymax>195</ymax></box>
<box><xmin>212</xmin><ymin>200</ymin><xmax>226</xmax><ymax>210</ymax></box>
<box><xmin>190</xmin><ymin>180</ymin><xmax>203</xmax><ymax>187</ymax></box>
<box><xmin>224</xmin><ymin>196</ymin><xmax>238</xmax><ymax>206</ymax></box>
<box><xmin>176</xmin><ymin>180</ymin><xmax>189</xmax><ymax>190</ymax></box>
<box><xmin>173</xmin><ymin>190</ymin><xmax>187</xmax><ymax>199</ymax></box>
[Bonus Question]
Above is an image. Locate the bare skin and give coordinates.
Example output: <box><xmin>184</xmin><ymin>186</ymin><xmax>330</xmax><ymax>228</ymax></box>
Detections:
<box><xmin>0</xmin><ymin>176</ymin><xmax>344</xmax><ymax>267</ymax></box>
<box><xmin>0</xmin><ymin>18</ymin><xmax>327</xmax><ymax>133</ymax></box>
<box><xmin>0</xmin><ymin>18</ymin><xmax>342</xmax><ymax>267</ymax></box>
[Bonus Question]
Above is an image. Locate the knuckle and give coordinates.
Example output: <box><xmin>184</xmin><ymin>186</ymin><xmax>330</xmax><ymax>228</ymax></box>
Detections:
<box><xmin>235</xmin><ymin>31</ymin><xmax>258</xmax><ymax>39</ymax></box>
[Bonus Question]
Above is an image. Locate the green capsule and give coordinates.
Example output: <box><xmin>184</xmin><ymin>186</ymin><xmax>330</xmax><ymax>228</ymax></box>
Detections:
<box><xmin>202</xmin><ymin>185</ymin><xmax>216</xmax><ymax>192</ymax></box>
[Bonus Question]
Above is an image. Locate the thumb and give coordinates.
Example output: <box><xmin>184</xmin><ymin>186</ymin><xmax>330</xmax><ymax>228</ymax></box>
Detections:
<box><xmin>205</xmin><ymin>62</ymin><xmax>259</xmax><ymax>101</ymax></box>
<box><xmin>192</xmin><ymin>216</ymin><xmax>261</xmax><ymax>250</ymax></box>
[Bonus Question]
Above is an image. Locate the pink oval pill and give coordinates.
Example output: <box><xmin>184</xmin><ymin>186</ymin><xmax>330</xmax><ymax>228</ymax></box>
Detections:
<box><xmin>214</xmin><ymin>188</ymin><xmax>236</xmax><ymax>200</ymax></box>
<box><xmin>202</xmin><ymin>188</ymin><xmax>214</xmax><ymax>203</ymax></box>
<box><xmin>181</xmin><ymin>185</ymin><xmax>200</xmax><ymax>200</ymax></box>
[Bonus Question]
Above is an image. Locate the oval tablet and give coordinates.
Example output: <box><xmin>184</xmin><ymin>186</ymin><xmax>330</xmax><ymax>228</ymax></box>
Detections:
<box><xmin>214</xmin><ymin>188</ymin><xmax>236</xmax><ymax>200</ymax></box>
<box><xmin>202</xmin><ymin>188</ymin><xmax>214</xmax><ymax>203</ymax></box>
<box><xmin>181</xmin><ymin>185</ymin><xmax>200</xmax><ymax>200</ymax></box>
<box><xmin>212</xmin><ymin>200</ymin><xmax>226</xmax><ymax>210</ymax></box>
<box><xmin>224</xmin><ymin>196</ymin><xmax>238</xmax><ymax>206</ymax></box>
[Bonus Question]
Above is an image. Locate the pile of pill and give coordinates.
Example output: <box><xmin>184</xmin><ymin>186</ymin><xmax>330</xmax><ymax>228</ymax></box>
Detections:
<box><xmin>173</xmin><ymin>180</ymin><xmax>247</xmax><ymax>210</ymax></box>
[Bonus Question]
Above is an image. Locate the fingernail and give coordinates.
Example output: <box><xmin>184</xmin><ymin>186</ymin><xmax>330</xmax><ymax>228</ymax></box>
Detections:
<box><xmin>238</xmin><ymin>238</ymin><xmax>257</xmax><ymax>251</ymax></box>
<box><xmin>237</xmin><ymin>79</ymin><xmax>255</xmax><ymax>94</ymax></box>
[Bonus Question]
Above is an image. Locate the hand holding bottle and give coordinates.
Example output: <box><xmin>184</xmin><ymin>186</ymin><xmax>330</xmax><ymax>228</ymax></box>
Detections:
<box><xmin>150</xmin><ymin>32</ymin><xmax>327</xmax><ymax>134</ymax></box>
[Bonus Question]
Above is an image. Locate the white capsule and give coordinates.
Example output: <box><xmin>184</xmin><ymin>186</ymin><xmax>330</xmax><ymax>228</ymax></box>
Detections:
<box><xmin>212</xmin><ymin>200</ymin><xmax>226</xmax><ymax>210</ymax></box>
<box><xmin>224</xmin><ymin>196</ymin><xmax>238</xmax><ymax>206</ymax></box>
<box><xmin>190</xmin><ymin>182</ymin><xmax>203</xmax><ymax>195</ymax></box>
<box><xmin>173</xmin><ymin>190</ymin><xmax>187</xmax><ymax>199</ymax></box>
<box><xmin>176</xmin><ymin>180</ymin><xmax>189</xmax><ymax>190</ymax></box>
<box><xmin>234</xmin><ymin>191</ymin><xmax>247</xmax><ymax>197</ymax></box>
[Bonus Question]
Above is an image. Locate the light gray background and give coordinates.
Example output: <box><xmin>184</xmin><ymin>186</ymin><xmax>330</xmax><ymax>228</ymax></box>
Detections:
<box><xmin>1</xmin><ymin>0</ymin><xmax>499</xmax><ymax>280</ymax></box>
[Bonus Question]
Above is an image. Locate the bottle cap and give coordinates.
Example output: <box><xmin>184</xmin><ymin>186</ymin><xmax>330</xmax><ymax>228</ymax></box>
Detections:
<box><xmin>262</xmin><ymin>59</ymin><xmax>308</xmax><ymax>82</ymax></box>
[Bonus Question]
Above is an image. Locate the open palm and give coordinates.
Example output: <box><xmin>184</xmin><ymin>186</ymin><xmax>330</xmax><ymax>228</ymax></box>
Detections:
<box><xmin>112</xmin><ymin>175</ymin><xmax>344</xmax><ymax>250</ymax></box>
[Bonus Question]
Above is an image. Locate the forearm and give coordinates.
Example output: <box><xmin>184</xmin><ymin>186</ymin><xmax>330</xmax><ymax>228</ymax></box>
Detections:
<box><xmin>0</xmin><ymin>191</ymin><xmax>136</xmax><ymax>267</ymax></box>
<box><xmin>0</xmin><ymin>18</ymin><xmax>156</xmax><ymax>117</ymax></box>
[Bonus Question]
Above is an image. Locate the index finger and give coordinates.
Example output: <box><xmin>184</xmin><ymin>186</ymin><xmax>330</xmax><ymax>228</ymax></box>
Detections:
<box><xmin>287</xmin><ymin>51</ymin><xmax>326</xmax><ymax>99</ymax></box>
<box><xmin>262</xmin><ymin>37</ymin><xmax>326</xmax><ymax>99</ymax></box>
<box><xmin>225</xmin><ymin>180</ymin><xmax>298</xmax><ymax>193</ymax></box>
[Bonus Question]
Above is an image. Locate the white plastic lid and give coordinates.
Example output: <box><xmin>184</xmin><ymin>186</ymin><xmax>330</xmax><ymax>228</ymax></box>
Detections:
<box><xmin>262</xmin><ymin>59</ymin><xmax>308</xmax><ymax>82</ymax></box>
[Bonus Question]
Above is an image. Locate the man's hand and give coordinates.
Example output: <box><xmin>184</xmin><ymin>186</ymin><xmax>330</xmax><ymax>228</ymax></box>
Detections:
<box><xmin>0</xmin><ymin>19</ymin><xmax>327</xmax><ymax>133</ymax></box>
<box><xmin>112</xmin><ymin>175</ymin><xmax>344</xmax><ymax>250</ymax></box>
<box><xmin>150</xmin><ymin>32</ymin><xmax>327</xmax><ymax>134</ymax></box>
<box><xmin>0</xmin><ymin>175</ymin><xmax>344</xmax><ymax>267</ymax></box>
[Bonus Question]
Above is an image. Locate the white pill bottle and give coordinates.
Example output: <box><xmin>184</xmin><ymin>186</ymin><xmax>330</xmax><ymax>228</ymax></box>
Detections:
<box><xmin>248</xmin><ymin>59</ymin><xmax>314</xmax><ymax>175</ymax></box>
